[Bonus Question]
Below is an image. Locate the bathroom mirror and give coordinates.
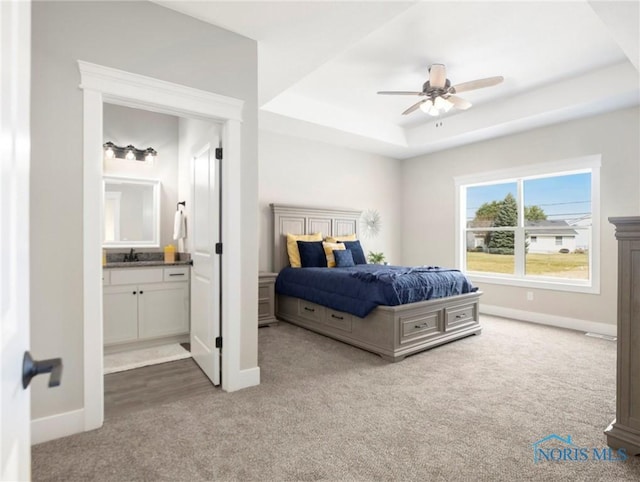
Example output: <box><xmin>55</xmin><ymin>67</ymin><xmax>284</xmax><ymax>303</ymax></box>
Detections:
<box><xmin>103</xmin><ymin>176</ymin><xmax>160</xmax><ymax>248</ymax></box>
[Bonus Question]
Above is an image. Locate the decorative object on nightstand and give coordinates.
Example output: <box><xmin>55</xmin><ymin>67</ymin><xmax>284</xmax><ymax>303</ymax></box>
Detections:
<box><xmin>367</xmin><ymin>251</ymin><xmax>386</xmax><ymax>265</ymax></box>
<box><xmin>605</xmin><ymin>217</ymin><xmax>640</xmax><ymax>455</ymax></box>
<box><xmin>258</xmin><ymin>272</ymin><xmax>278</xmax><ymax>326</ymax></box>
<box><xmin>361</xmin><ymin>209</ymin><xmax>381</xmax><ymax>238</ymax></box>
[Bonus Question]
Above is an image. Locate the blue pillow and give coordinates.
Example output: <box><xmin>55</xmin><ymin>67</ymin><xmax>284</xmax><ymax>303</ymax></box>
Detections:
<box><xmin>334</xmin><ymin>249</ymin><xmax>355</xmax><ymax>267</ymax></box>
<box><xmin>296</xmin><ymin>241</ymin><xmax>327</xmax><ymax>268</ymax></box>
<box><xmin>342</xmin><ymin>240</ymin><xmax>367</xmax><ymax>265</ymax></box>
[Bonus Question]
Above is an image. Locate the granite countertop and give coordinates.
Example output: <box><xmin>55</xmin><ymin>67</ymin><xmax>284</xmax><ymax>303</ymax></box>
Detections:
<box><xmin>104</xmin><ymin>251</ymin><xmax>192</xmax><ymax>269</ymax></box>
<box><xmin>104</xmin><ymin>259</ymin><xmax>192</xmax><ymax>269</ymax></box>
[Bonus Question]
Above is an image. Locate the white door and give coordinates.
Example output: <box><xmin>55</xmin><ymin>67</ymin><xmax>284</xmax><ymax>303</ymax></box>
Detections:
<box><xmin>1</xmin><ymin>0</ymin><xmax>32</xmax><ymax>479</ymax></box>
<box><xmin>190</xmin><ymin>139</ymin><xmax>221</xmax><ymax>385</ymax></box>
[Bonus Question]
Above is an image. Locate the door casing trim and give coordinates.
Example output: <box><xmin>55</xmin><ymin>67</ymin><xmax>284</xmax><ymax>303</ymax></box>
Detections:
<box><xmin>78</xmin><ymin>60</ymin><xmax>254</xmax><ymax>434</ymax></box>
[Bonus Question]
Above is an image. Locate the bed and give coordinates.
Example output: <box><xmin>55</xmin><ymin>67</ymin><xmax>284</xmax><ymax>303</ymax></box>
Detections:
<box><xmin>271</xmin><ymin>204</ymin><xmax>482</xmax><ymax>362</ymax></box>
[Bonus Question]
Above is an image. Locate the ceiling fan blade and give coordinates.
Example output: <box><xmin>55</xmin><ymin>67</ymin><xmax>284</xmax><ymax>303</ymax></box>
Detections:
<box><xmin>402</xmin><ymin>99</ymin><xmax>426</xmax><ymax>115</ymax></box>
<box><xmin>447</xmin><ymin>95</ymin><xmax>472</xmax><ymax>110</ymax></box>
<box><xmin>377</xmin><ymin>91</ymin><xmax>424</xmax><ymax>96</ymax></box>
<box><xmin>450</xmin><ymin>76</ymin><xmax>504</xmax><ymax>94</ymax></box>
<box><xmin>429</xmin><ymin>64</ymin><xmax>447</xmax><ymax>89</ymax></box>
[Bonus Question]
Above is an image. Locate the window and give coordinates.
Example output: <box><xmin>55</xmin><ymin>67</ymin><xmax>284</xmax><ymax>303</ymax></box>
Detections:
<box><xmin>455</xmin><ymin>156</ymin><xmax>600</xmax><ymax>293</ymax></box>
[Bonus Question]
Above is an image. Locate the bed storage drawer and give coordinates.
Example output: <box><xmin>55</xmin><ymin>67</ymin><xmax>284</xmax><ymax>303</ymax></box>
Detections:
<box><xmin>400</xmin><ymin>310</ymin><xmax>443</xmax><ymax>344</ymax></box>
<box><xmin>325</xmin><ymin>309</ymin><xmax>352</xmax><ymax>333</ymax></box>
<box><xmin>445</xmin><ymin>302</ymin><xmax>477</xmax><ymax>330</ymax></box>
<box><xmin>298</xmin><ymin>300</ymin><xmax>325</xmax><ymax>323</ymax></box>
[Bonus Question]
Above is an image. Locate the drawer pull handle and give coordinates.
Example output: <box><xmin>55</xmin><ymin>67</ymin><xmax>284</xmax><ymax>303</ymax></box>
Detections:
<box><xmin>304</xmin><ymin>307</ymin><xmax>315</xmax><ymax>312</ymax></box>
<box><xmin>331</xmin><ymin>314</ymin><xmax>344</xmax><ymax>320</ymax></box>
<box><xmin>414</xmin><ymin>323</ymin><xmax>429</xmax><ymax>329</ymax></box>
<box><xmin>132</xmin><ymin>291</ymin><xmax>137</xmax><ymax>295</ymax></box>
<box><xmin>139</xmin><ymin>291</ymin><xmax>143</xmax><ymax>295</ymax></box>
<box><xmin>456</xmin><ymin>314</ymin><xmax>466</xmax><ymax>319</ymax></box>
<box><xmin>169</xmin><ymin>273</ymin><xmax>185</xmax><ymax>277</ymax></box>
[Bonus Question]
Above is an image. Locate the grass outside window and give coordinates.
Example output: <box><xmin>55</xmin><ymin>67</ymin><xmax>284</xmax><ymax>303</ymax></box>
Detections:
<box><xmin>466</xmin><ymin>251</ymin><xmax>589</xmax><ymax>279</ymax></box>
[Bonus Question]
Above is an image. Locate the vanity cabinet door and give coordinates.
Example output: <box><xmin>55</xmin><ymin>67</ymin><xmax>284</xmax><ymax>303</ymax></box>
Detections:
<box><xmin>103</xmin><ymin>285</ymin><xmax>139</xmax><ymax>345</ymax></box>
<box><xmin>137</xmin><ymin>282</ymin><xmax>190</xmax><ymax>339</ymax></box>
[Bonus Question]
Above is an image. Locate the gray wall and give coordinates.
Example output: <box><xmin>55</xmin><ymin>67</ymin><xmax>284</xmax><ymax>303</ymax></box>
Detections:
<box><xmin>31</xmin><ymin>1</ymin><xmax>257</xmax><ymax>419</ymax></box>
<box><xmin>401</xmin><ymin>107</ymin><xmax>640</xmax><ymax>327</ymax></box>
<box><xmin>258</xmin><ymin>130</ymin><xmax>403</xmax><ymax>271</ymax></box>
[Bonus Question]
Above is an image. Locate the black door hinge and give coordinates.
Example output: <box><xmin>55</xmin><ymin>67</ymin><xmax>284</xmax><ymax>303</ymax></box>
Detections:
<box><xmin>215</xmin><ymin>147</ymin><xmax>223</xmax><ymax>160</ymax></box>
<box><xmin>215</xmin><ymin>243</ymin><xmax>223</xmax><ymax>254</ymax></box>
<box><xmin>215</xmin><ymin>337</ymin><xmax>222</xmax><ymax>349</ymax></box>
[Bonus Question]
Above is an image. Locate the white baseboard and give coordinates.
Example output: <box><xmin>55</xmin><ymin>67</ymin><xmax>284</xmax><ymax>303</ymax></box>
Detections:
<box><xmin>31</xmin><ymin>408</ymin><xmax>85</xmax><ymax>445</ymax></box>
<box><xmin>480</xmin><ymin>304</ymin><xmax>617</xmax><ymax>337</ymax></box>
<box><xmin>225</xmin><ymin>366</ymin><xmax>260</xmax><ymax>392</ymax></box>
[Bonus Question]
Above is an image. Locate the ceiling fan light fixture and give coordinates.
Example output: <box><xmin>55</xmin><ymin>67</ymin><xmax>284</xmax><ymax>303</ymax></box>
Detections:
<box><xmin>419</xmin><ymin>99</ymin><xmax>434</xmax><ymax>113</ymax></box>
<box><xmin>434</xmin><ymin>95</ymin><xmax>453</xmax><ymax>112</ymax></box>
<box><xmin>378</xmin><ymin>63</ymin><xmax>502</xmax><ymax>117</ymax></box>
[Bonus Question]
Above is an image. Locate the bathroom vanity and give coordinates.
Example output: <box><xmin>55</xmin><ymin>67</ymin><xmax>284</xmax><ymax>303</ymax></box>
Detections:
<box><xmin>103</xmin><ymin>260</ymin><xmax>191</xmax><ymax>353</ymax></box>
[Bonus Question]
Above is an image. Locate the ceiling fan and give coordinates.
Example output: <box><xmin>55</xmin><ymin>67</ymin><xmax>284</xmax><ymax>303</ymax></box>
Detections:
<box><xmin>378</xmin><ymin>64</ymin><xmax>503</xmax><ymax>116</ymax></box>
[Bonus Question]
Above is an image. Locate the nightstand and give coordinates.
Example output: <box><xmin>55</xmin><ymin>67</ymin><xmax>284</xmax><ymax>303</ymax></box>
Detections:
<box><xmin>258</xmin><ymin>272</ymin><xmax>278</xmax><ymax>326</ymax></box>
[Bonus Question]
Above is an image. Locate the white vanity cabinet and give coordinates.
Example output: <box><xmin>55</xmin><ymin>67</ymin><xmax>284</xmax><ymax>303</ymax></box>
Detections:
<box><xmin>103</xmin><ymin>285</ymin><xmax>139</xmax><ymax>345</ymax></box>
<box><xmin>103</xmin><ymin>266</ymin><xmax>190</xmax><ymax>347</ymax></box>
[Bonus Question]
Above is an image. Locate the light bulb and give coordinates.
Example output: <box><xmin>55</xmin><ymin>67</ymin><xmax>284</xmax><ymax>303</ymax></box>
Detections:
<box><xmin>145</xmin><ymin>153</ymin><xmax>154</xmax><ymax>162</ymax></box>
<box><xmin>427</xmin><ymin>105</ymin><xmax>439</xmax><ymax>116</ymax></box>
<box><xmin>105</xmin><ymin>147</ymin><xmax>115</xmax><ymax>159</ymax></box>
<box><xmin>124</xmin><ymin>145</ymin><xmax>136</xmax><ymax>161</ymax></box>
<box><xmin>419</xmin><ymin>99</ymin><xmax>434</xmax><ymax>113</ymax></box>
<box><xmin>434</xmin><ymin>96</ymin><xmax>453</xmax><ymax>112</ymax></box>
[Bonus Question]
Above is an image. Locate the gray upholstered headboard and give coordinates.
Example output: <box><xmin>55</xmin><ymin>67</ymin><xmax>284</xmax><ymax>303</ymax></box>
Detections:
<box><xmin>271</xmin><ymin>204</ymin><xmax>362</xmax><ymax>272</ymax></box>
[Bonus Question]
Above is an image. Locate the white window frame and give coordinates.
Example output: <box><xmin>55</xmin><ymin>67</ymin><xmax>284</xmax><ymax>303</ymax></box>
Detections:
<box><xmin>454</xmin><ymin>155</ymin><xmax>601</xmax><ymax>294</ymax></box>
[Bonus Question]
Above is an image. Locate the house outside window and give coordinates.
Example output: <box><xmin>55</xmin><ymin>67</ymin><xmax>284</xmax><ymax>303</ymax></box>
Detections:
<box><xmin>455</xmin><ymin>156</ymin><xmax>600</xmax><ymax>293</ymax></box>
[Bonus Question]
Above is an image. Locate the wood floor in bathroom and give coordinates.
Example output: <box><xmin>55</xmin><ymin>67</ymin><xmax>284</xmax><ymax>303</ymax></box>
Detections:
<box><xmin>104</xmin><ymin>358</ymin><xmax>216</xmax><ymax>420</ymax></box>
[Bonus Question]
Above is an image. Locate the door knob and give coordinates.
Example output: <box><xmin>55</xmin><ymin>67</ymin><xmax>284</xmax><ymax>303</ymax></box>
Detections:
<box><xmin>22</xmin><ymin>351</ymin><xmax>62</xmax><ymax>389</ymax></box>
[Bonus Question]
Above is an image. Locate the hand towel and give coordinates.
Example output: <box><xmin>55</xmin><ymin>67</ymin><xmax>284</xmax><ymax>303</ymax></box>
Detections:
<box><xmin>173</xmin><ymin>210</ymin><xmax>186</xmax><ymax>240</ymax></box>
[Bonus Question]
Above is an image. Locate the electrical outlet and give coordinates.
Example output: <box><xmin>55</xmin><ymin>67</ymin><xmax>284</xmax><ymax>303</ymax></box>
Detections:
<box><xmin>527</xmin><ymin>291</ymin><xmax>534</xmax><ymax>301</ymax></box>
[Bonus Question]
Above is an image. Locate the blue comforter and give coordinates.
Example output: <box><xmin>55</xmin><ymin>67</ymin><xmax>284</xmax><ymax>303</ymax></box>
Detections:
<box><xmin>275</xmin><ymin>265</ymin><xmax>477</xmax><ymax>318</ymax></box>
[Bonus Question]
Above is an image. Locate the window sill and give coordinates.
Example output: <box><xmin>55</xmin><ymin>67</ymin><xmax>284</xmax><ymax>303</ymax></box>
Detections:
<box><xmin>466</xmin><ymin>272</ymin><xmax>600</xmax><ymax>294</ymax></box>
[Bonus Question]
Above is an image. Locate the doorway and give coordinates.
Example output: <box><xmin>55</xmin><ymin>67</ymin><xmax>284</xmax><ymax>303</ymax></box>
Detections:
<box><xmin>79</xmin><ymin>61</ymin><xmax>254</xmax><ymax>433</ymax></box>
<box><xmin>101</xmin><ymin>105</ymin><xmax>222</xmax><ymax>394</ymax></box>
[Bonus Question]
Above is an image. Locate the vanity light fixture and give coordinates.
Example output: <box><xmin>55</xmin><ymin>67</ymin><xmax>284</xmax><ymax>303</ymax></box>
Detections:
<box><xmin>103</xmin><ymin>141</ymin><xmax>157</xmax><ymax>162</ymax></box>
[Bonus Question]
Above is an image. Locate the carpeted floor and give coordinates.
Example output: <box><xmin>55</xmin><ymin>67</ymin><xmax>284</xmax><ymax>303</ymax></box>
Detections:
<box><xmin>32</xmin><ymin>316</ymin><xmax>640</xmax><ymax>481</ymax></box>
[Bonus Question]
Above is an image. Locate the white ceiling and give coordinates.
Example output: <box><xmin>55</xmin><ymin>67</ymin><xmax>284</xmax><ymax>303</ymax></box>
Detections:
<box><xmin>155</xmin><ymin>1</ymin><xmax>640</xmax><ymax>159</ymax></box>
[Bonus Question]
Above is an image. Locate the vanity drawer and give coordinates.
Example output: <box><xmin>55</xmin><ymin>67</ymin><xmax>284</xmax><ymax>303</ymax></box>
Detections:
<box><xmin>325</xmin><ymin>309</ymin><xmax>352</xmax><ymax>333</ymax></box>
<box><xmin>298</xmin><ymin>300</ymin><xmax>325</xmax><ymax>323</ymax></box>
<box><xmin>400</xmin><ymin>310</ymin><xmax>443</xmax><ymax>344</ymax></box>
<box><xmin>445</xmin><ymin>303</ymin><xmax>476</xmax><ymax>330</ymax></box>
<box><xmin>164</xmin><ymin>266</ymin><xmax>190</xmax><ymax>282</ymax></box>
<box><xmin>110</xmin><ymin>268</ymin><xmax>163</xmax><ymax>285</ymax></box>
